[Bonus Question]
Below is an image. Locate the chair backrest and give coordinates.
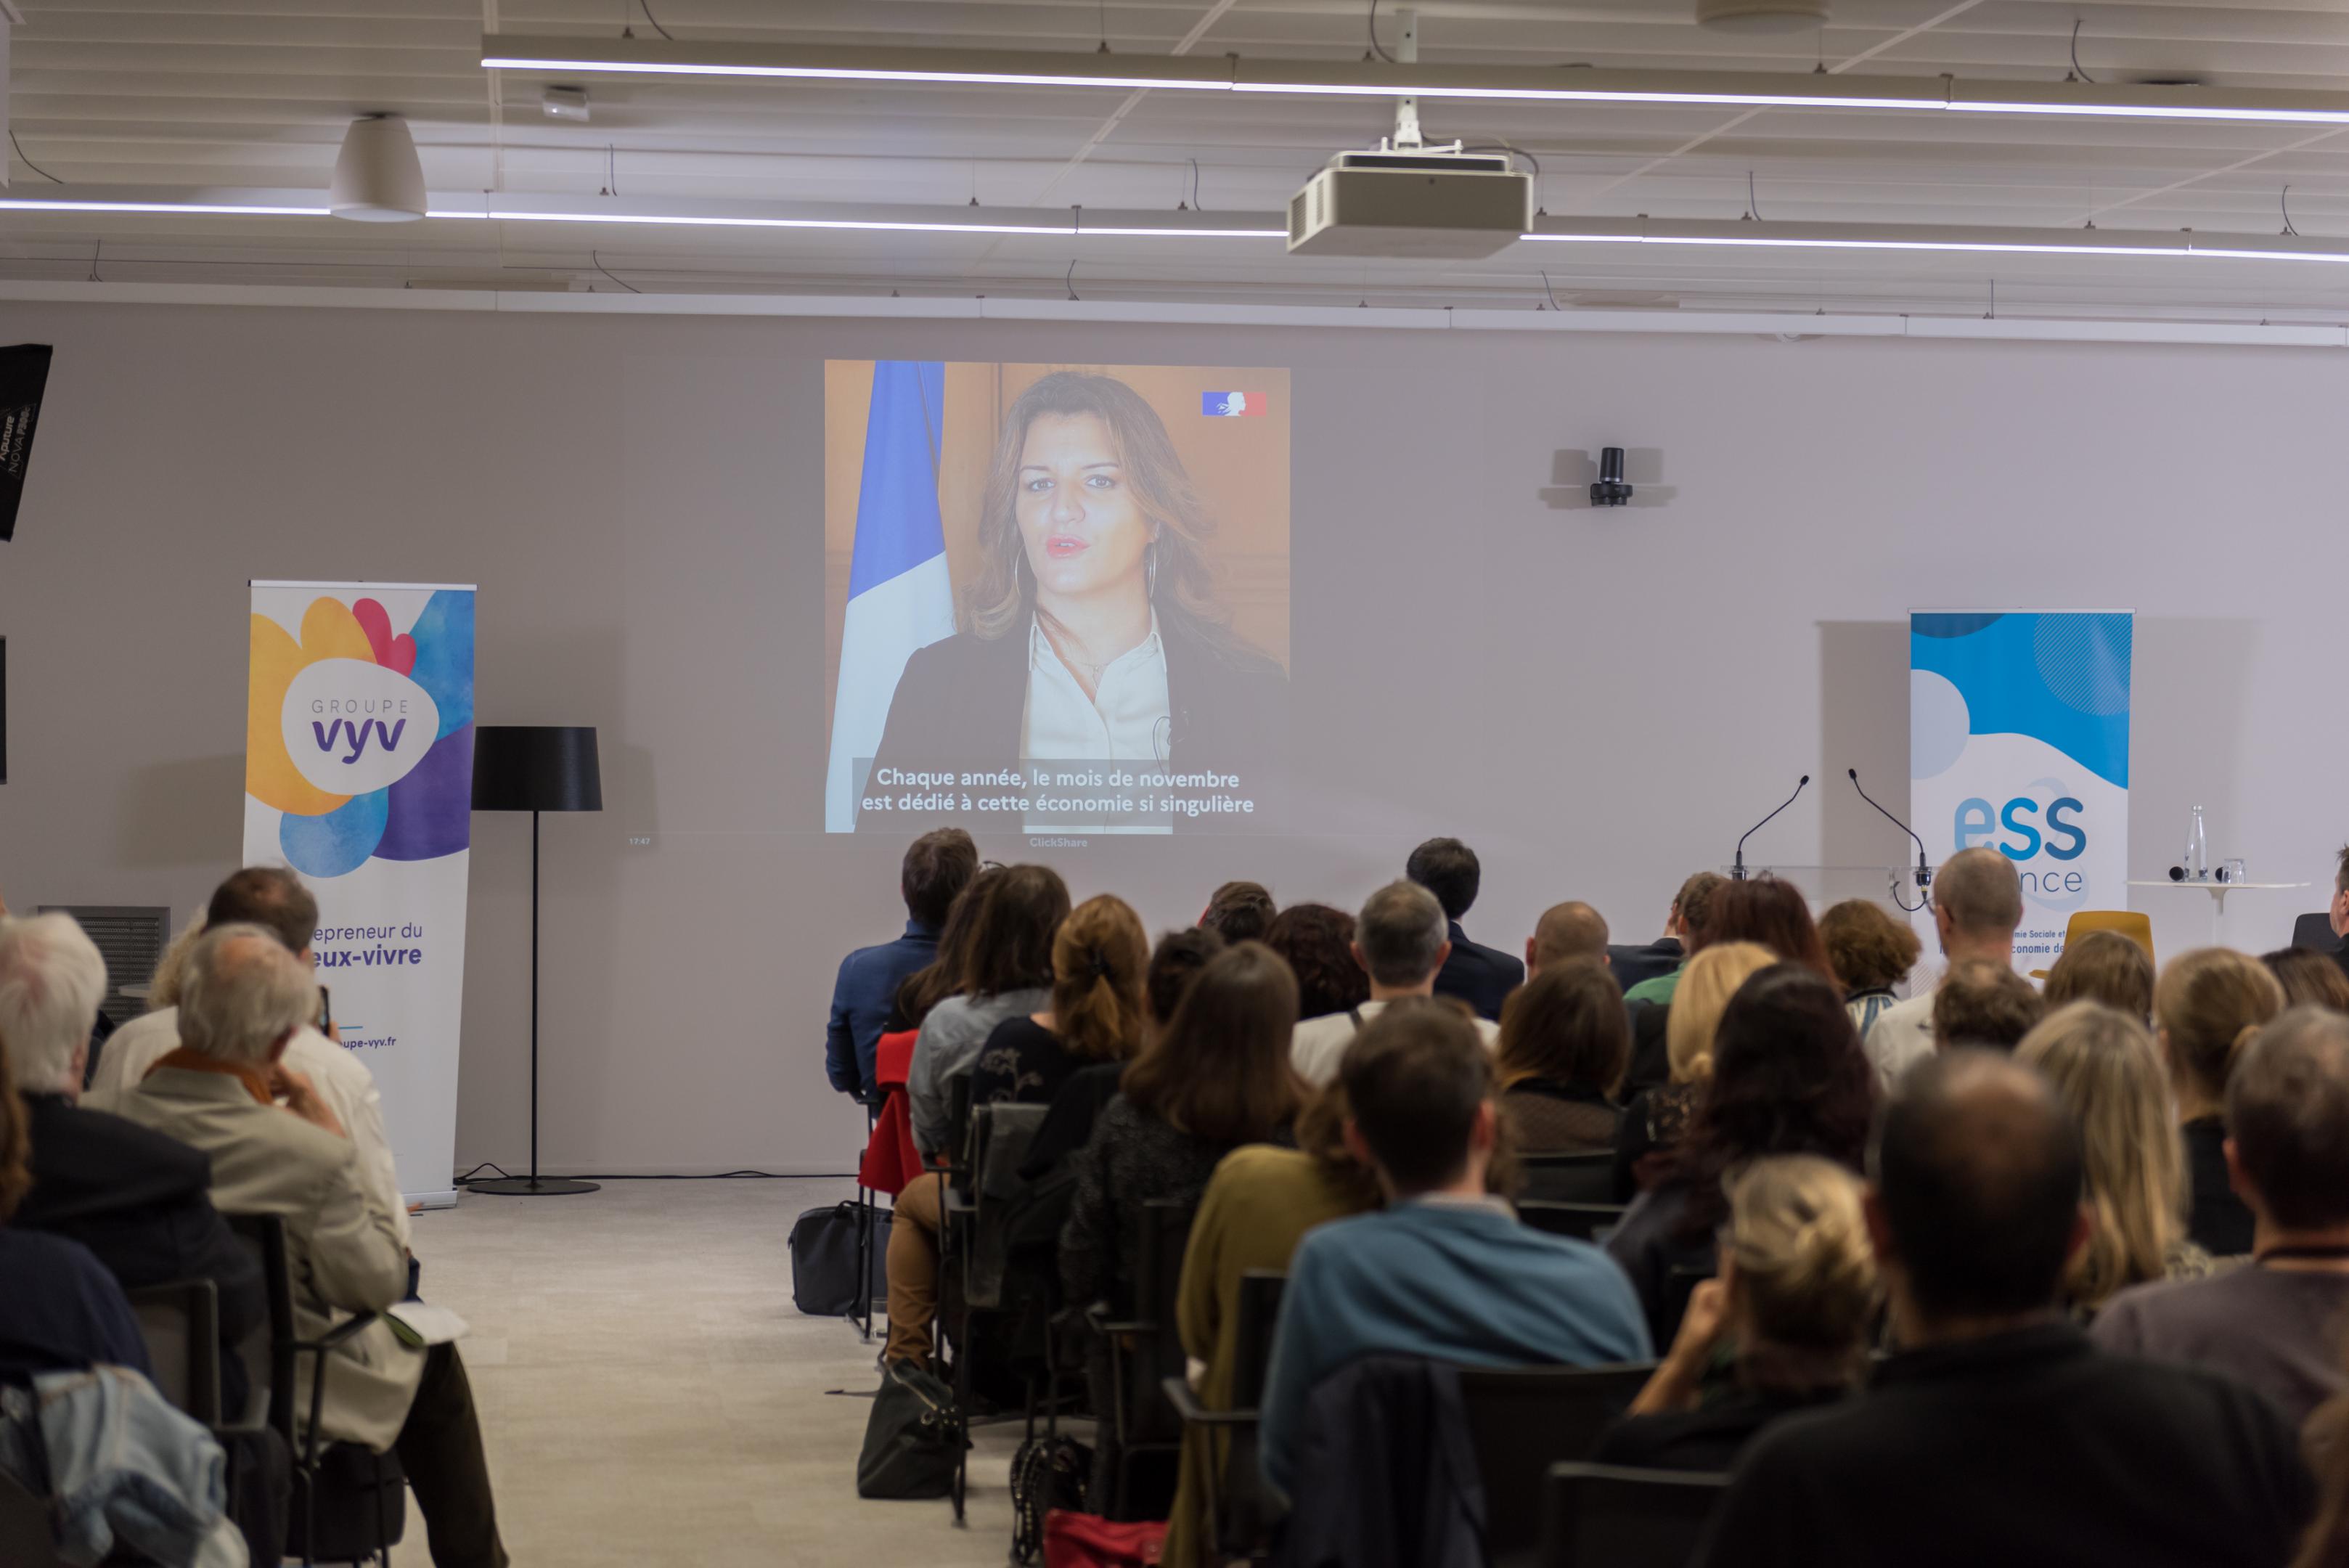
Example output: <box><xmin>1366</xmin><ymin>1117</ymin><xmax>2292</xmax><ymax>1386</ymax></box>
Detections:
<box><xmin>1458</xmin><ymin>1363</ymin><xmax>1659</xmax><ymax>1566</ymax></box>
<box><xmin>942</xmin><ymin>1071</ymin><xmax>976</xmax><ymax>1187</ymax></box>
<box><xmin>0</xmin><ymin>1468</ymin><xmax>63</xmax><ymax>1568</ymax></box>
<box><xmin>1227</xmin><ymin>1270</ymin><xmax>1287</xmax><ymax>1409</ymax></box>
<box><xmin>964</xmin><ymin>1101</ymin><xmax>1050</xmax><ymax>1308</ymax></box>
<box><xmin>124</xmin><ymin>1278</ymin><xmax>221</xmax><ymax>1426</ymax></box>
<box><xmin>1519</xmin><ymin>1201</ymin><xmax>1630</xmax><ymax>1245</ymax></box>
<box><xmin>1134</xmin><ymin>1199</ymin><xmax>1197</xmax><ymax>1368</ymax></box>
<box><xmin>1519</xmin><ymin>1152</ymin><xmax>1617</xmax><ymax>1205</ymax></box>
<box><xmin>225</xmin><ymin>1212</ymin><xmax>296</xmax><ymax>1439</ymax></box>
<box><xmin>1539</xmin><ymin>1462</ymin><xmax>1729</xmax><ymax>1568</ymax></box>
<box><xmin>2293</xmin><ymin>912</ymin><xmax>2342</xmax><ymax>953</ymax></box>
<box><xmin>2063</xmin><ymin>910</ymin><xmax>2154</xmax><ymax>963</ymax></box>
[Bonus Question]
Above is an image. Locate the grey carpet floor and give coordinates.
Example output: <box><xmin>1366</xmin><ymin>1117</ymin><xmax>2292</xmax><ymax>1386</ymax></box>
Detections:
<box><xmin>418</xmin><ymin>1176</ymin><xmax>1031</xmax><ymax>1567</ymax></box>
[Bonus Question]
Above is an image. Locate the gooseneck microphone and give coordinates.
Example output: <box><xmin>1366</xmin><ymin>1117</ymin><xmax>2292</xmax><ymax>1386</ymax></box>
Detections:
<box><xmin>1733</xmin><ymin>775</ymin><xmax>1810</xmax><ymax>881</ymax></box>
<box><xmin>1850</xmin><ymin>768</ymin><xmax>1932</xmax><ymax>911</ymax></box>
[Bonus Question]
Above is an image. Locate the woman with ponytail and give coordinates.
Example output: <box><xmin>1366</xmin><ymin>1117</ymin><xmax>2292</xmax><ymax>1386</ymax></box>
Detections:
<box><xmin>2156</xmin><ymin>948</ymin><xmax>2286</xmax><ymax>1256</ymax></box>
<box><xmin>1594</xmin><ymin>1155</ymin><xmax>1879</xmax><ymax>1473</ymax></box>
<box><xmin>970</xmin><ymin>893</ymin><xmax>1151</xmax><ymax>1109</ymax></box>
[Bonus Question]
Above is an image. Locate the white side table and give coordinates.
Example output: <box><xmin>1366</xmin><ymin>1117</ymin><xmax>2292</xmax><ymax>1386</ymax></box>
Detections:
<box><xmin>2127</xmin><ymin>879</ymin><xmax>2311</xmax><ymax>945</ymax></box>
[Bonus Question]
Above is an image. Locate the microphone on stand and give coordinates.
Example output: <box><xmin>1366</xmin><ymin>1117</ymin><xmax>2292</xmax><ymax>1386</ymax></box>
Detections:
<box><xmin>1733</xmin><ymin>776</ymin><xmax>1809</xmax><ymax>881</ymax></box>
<box><xmin>1850</xmin><ymin>768</ymin><xmax>1932</xmax><ymax>910</ymax></box>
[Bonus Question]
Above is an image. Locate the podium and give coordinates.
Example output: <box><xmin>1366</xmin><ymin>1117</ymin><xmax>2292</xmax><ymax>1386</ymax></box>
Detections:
<box><xmin>1719</xmin><ymin>865</ymin><xmax>1925</xmax><ymax>911</ymax></box>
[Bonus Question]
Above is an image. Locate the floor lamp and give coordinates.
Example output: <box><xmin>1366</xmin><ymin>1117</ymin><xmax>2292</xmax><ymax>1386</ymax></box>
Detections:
<box><xmin>467</xmin><ymin>724</ymin><xmax>602</xmax><ymax>1197</ymax></box>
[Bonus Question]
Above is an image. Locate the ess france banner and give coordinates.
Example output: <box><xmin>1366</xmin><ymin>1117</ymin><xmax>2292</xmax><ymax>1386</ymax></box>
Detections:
<box><xmin>1911</xmin><ymin>611</ymin><xmax>2132</xmax><ymax>973</ymax></box>
<box><xmin>244</xmin><ymin>581</ymin><xmax>476</xmax><ymax>1206</ymax></box>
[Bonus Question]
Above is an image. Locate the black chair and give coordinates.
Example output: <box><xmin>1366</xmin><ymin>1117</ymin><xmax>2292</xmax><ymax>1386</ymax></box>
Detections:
<box><xmin>1519</xmin><ymin>1201</ymin><xmax>1630</xmax><ymax>1244</ymax></box>
<box><xmin>1087</xmin><ymin>1197</ymin><xmax>1197</xmax><ymax>1521</ymax></box>
<box><xmin>1519</xmin><ymin>1152</ymin><xmax>1617</xmax><ymax>1204</ymax></box>
<box><xmin>1458</xmin><ymin>1363</ymin><xmax>1659</xmax><ymax>1568</ymax></box>
<box><xmin>125</xmin><ymin>1278</ymin><xmax>222</xmax><ymax>1426</ymax></box>
<box><xmin>226</xmin><ymin>1213</ymin><xmax>406</xmax><ymax>1567</ymax></box>
<box><xmin>0</xmin><ymin>1469</ymin><xmax>62</xmax><ymax>1568</ymax></box>
<box><xmin>2292</xmin><ymin>912</ymin><xmax>2342</xmax><ymax>952</ymax></box>
<box><xmin>1539</xmin><ymin>1462</ymin><xmax>1729</xmax><ymax>1567</ymax></box>
<box><xmin>1162</xmin><ymin>1268</ymin><xmax>1287</xmax><ymax>1561</ymax></box>
<box><xmin>940</xmin><ymin>1098</ymin><xmax>1053</xmax><ymax>1520</ymax></box>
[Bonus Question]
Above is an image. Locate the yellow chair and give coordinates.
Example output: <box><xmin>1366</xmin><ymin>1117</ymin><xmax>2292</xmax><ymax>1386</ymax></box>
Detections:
<box><xmin>2030</xmin><ymin>910</ymin><xmax>2154</xmax><ymax>979</ymax></box>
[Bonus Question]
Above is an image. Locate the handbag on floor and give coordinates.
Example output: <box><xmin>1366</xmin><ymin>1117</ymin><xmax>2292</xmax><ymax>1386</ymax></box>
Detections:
<box><xmin>1042</xmin><ymin>1510</ymin><xmax>1166</xmax><ymax>1567</ymax></box>
<box><xmin>856</xmin><ymin>1359</ymin><xmax>965</xmax><ymax>1500</ymax></box>
<box><xmin>1010</xmin><ymin>1432</ymin><xmax>1093</xmax><ymax>1563</ymax></box>
<box><xmin>788</xmin><ymin>1201</ymin><xmax>891</xmax><ymax>1317</ymax></box>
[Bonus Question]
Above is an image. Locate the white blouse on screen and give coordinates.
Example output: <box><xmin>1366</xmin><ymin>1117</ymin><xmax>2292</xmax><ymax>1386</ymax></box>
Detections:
<box><xmin>1021</xmin><ymin>611</ymin><xmax>1172</xmax><ymax>834</ymax></box>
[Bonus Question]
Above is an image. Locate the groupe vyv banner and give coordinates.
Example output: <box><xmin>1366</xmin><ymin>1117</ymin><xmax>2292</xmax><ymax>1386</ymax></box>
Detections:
<box><xmin>244</xmin><ymin>581</ymin><xmax>475</xmax><ymax>1204</ymax></box>
<box><xmin>1911</xmin><ymin>611</ymin><xmax>2132</xmax><ymax>972</ymax></box>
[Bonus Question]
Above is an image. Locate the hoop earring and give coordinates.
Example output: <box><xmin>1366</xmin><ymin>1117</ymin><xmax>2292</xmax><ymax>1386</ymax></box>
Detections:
<box><xmin>1145</xmin><ymin>542</ymin><xmax>1159</xmax><ymax>600</ymax></box>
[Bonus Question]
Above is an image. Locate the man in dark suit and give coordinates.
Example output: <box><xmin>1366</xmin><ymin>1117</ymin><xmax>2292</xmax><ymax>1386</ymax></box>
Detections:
<box><xmin>2328</xmin><ymin>846</ymin><xmax>2349</xmax><ymax>984</ymax></box>
<box><xmin>1406</xmin><ymin>838</ymin><xmax>1524</xmax><ymax>1022</ymax></box>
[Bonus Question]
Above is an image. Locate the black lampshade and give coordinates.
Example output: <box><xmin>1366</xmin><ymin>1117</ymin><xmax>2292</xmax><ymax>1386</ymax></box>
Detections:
<box><xmin>472</xmin><ymin>725</ymin><xmax>602</xmax><ymax>812</ymax></box>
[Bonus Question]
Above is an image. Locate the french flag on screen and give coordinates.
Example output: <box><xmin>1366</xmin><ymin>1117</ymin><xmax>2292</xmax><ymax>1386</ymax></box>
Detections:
<box><xmin>825</xmin><ymin>361</ymin><xmax>957</xmax><ymax>833</ymax></box>
<box><xmin>1201</xmin><ymin>391</ymin><xmax>1266</xmax><ymax>417</ymax></box>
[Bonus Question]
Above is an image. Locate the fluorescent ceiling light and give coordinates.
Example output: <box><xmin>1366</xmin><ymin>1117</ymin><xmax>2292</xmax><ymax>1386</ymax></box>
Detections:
<box><xmin>481</xmin><ymin>34</ymin><xmax>2349</xmax><ymax>127</ymax></box>
<box><xmin>0</xmin><ymin>198</ymin><xmax>332</xmax><ymax>216</ymax></box>
<box><xmin>1522</xmin><ymin>219</ymin><xmax>2349</xmax><ymax>264</ymax></box>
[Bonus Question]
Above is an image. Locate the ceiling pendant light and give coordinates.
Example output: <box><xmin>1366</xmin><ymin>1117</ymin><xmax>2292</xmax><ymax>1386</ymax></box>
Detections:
<box><xmin>330</xmin><ymin>115</ymin><xmax>428</xmax><ymax>223</ymax></box>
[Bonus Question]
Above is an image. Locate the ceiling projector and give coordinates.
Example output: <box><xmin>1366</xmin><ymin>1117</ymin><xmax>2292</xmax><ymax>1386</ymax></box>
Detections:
<box><xmin>1287</xmin><ymin>147</ymin><xmax>1533</xmax><ymax>259</ymax></box>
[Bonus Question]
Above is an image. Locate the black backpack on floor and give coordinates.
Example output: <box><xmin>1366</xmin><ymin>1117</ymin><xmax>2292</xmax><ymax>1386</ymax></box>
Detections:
<box><xmin>857</xmin><ymin>1358</ymin><xmax>965</xmax><ymax>1500</ymax></box>
<box><xmin>788</xmin><ymin>1201</ymin><xmax>890</xmax><ymax>1317</ymax></box>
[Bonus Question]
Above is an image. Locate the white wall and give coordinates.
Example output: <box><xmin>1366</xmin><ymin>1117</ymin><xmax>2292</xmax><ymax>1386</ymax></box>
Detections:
<box><xmin>1</xmin><ymin>298</ymin><xmax>2342</xmax><ymax>1174</ymax></box>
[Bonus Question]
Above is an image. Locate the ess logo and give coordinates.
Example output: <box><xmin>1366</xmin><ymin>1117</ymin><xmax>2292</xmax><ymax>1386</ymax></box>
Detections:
<box><xmin>1956</xmin><ymin>794</ymin><xmax>2088</xmax><ymax>896</ymax></box>
<box><xmin>279</xmin><ymin>658</ymin><xmax>441</xmax><ymax>799</ymax></box>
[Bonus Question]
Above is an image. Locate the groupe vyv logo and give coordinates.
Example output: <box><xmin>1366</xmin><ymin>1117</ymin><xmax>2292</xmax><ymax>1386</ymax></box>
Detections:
<box><xmin>279</xmin><ymin>658</ymin><xmax>441</xmax><ymax>799</ymax></box>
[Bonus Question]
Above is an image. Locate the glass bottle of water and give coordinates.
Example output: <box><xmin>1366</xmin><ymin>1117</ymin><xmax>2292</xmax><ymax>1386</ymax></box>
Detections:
<box><xmin>2187</xmin><ymin>804</ymin><xmax>2208</xmax><ymax>881</ymax></box>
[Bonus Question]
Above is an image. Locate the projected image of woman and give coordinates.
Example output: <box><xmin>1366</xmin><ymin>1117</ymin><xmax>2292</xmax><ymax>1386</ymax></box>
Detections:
<box><xmin>873</xmin><ymin>371</ymin><xmax>1286</xmax><ymax>824</ymax></box>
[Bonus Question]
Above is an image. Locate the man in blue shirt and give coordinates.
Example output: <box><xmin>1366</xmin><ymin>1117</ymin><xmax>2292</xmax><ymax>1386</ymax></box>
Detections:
<box><xmin>1259</xmin><ymin>998</ymin><xmax>1653</xmax><ymax>1497</ymax></box>
<box><xmin>825</xmin><ymin>828</ymin><xmax>978</xmax><ymax>1098</ymax></box>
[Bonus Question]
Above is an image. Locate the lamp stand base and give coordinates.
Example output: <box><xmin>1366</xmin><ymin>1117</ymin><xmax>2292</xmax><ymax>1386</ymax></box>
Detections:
<box><xmin>465</xmin><ymin>1177</ymin><xmax>600</xmax><ymax>1196</ymax></box>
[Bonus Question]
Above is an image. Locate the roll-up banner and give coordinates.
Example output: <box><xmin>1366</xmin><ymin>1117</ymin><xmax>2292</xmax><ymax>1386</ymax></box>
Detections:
<box><xmin>1911</xmin><ymin>611</ymin><xmax>2133</xmax><ymax>973</ymax></box>
<box><xmin>244</xmin><ymin>581</ymin><xmax>476</xmax><ymax>1206</ymax></box>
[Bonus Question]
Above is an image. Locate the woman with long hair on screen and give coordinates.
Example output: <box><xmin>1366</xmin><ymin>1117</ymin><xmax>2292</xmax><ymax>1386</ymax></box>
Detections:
<box><xmin>871</xmin><ymin>371</ymin><xmax>1286</xmax><ymax>825</ymax></box>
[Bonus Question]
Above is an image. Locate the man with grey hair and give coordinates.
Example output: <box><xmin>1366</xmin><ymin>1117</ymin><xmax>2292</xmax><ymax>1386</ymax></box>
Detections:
<box><xmin>2094</xmin><ymin>1005</ymin><xmax>2349</xmax><ymax>1426</ymax></box>
<box><xmin>1290</xmin><ymin>880</ymin><xmax>1501</xmax><ymax>1085</ymax></box>
<box><xmin>93</xmin><ymin>926</ymin><xmax>509</xmax><ymax>1568</ymax></box>
<box><xmin>1863</xmin><ymin>846</ymin><xmax>2026</xmax><ymax>1091</ymax></box>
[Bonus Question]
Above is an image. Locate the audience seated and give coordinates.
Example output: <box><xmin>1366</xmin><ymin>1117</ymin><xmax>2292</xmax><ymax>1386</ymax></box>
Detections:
<box><xmin>1064</xmin><ymin>941</ymin><xmax>1307</xmax><ymax>1499</ymax></box>
<box><xmin>2016</xmin><ymin>1003</ymin><xmax>2210</xmax><ymax>1318</ymax></box>
<box><xmin>1261</xmin><ymin>902</ymin><xmax>1368</xmax><ymax>1023</ymax></box>
<box><xmin>2329</xmin><ymin>845</ymin><xmax>2349</xmax><ymax>980</ymax></box>
<box><xmin>1405</xmin><ymin>838</ymin><xmax>1524</xmax><ymax>1022</ymax></box>
<box><xmin>2262</xmin><ymin>947</ymin><xmax>2349</xmax><ymax>1013</ymax></box>
<box><xmin>1289</xmin><ymin>881</ymin><xmax>1499</xmax><ymax>1086</ymax></box>
<box><xmin>1199</xmin><ymin>881</ymin><xmax>1276</xmax><ymax>945</ymax></box>
<box><xmin>1929</xmin><ymin>957</ymin><xmax>2047</xmax><ymax>1051</ymax></box>
<box><xmin>91</xmin><ymin>925</ymin><xmax>507</xmax><ymax>1568</ymax></box>
<box><xmin>1495</xmin><ymin>960</ymin><xmax>1630</xmax><ymax>1154</ymax></box>
<box><xmin>969</xmin><ymin>893</ymin><xmax>1148</xmax><ymax>1109</ymax></box>
<box><xmin>1818</xmin><ymin>899</ymin><xmax>1919</xmax><ymax>1046</ymax></box>
<box><xmin>2046</xmin><ymin>928</ymin><xmax>2157</xmax><ymax>1020</ymax></box>
<box><xmin>1164</xmin><ymin>1085</ymin><xmax>1382</xmax><ymax>1568</ymax></box>
<box><xmin>1864</xmin><ymin>848</ymin><xmax>2023</xmax><ymax>1090</ymax></box>
<box><xmin>0</xmin><ymin>914</ymin><xmax>265</xmax><ymax>1410</ymax></box>
<box><xmin>2095</xmin><ymin>1006</ymin><xmax>2349</xmax><ymax>1428</ymax></box>
<box><xmin>2158</xmin><ymin>947</ymin><xmax>2287</xmax><ymax>1257</ymax></box>
<box><xmin>888</xmin><ymin>863</ymin><xmax>1069</xmax><ymax>1368</ymax></box>
<box><xmin>1527</xmin><ymin>901</ymin><xmax>1610</xmax><ymax>976</ymax></box>
<box><xmin>1621</xmin><ymin>872</ymin><xmax>1727</xmax><ymax>1095</ymax></box>
<box><xmin>1595</xmin><ymin>1155</ymin><xmax>1878</xmax><ymax>1473</ymax></box>
<box><xmin>93</xmin><ymin>866</ymin><xmax>412</xmax><ymax>1251</ymax></box>
<box><xmin>1705</xmin><ymin>879</ymin><xmax>1837</xmax><ymax>979</ymax></box>
<box><xmin>1612</xmin><ymin>942</ymin><xmax>1776</xmax><ymax>1200</ymax></box>
<box><xmin>827</xmin><ymin>828</ymin><xmax>977</xmax><ymax>1100</ymax></box>
<box><xmin>1257</xmin><ymin>999</ymin><xmax>1651</xmax><ymax>1498</ymax></box>
<box><xmin>1696</xmin><ymin>1050</ymin><xmax>2313</xmax><ymax>1568</ymax></box>
<box><xmin>1608</xmin><ymin>964</ymin><xmax>1875</xmax><ymax>1347</ymax></box>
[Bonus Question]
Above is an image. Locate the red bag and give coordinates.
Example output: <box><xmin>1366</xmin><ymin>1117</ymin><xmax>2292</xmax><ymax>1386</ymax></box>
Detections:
<box><xmin>1042</xmin><ymin>1511</ymin><xmax>1166</xmax><ymax>1568</ymax></box>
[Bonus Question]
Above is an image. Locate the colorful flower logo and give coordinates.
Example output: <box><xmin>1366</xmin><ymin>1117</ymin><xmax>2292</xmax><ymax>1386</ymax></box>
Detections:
<box><xmin>247</xmin><ymin>591</ymin><xmax>475</xmax><ymax>878</ymax></box>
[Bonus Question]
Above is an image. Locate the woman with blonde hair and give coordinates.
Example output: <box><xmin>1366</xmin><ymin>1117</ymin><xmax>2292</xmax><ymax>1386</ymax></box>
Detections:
<box><xmin>970</xmin><ymin>893</ymin><xmax>1150</xmax><ymax>1108</ymax></box>
<box><xmin>2017</xmin><ymin>1002</ymin><xmax>2210</xmax><ymax>1315</ymax></box>
<box><xmin>1596</xmin><ymin>1155</ymin><xmax>1879</xmax><ymax>1472</ymax></box>
<box><xmin>1613</xmin><ymin>942</ymin><xmax>1776</xmax><ymax>1199</ymax></box>
<box><xmin>2157</xmin><ymin>948</ymin><xmax>2286</xmax><ymax>1256</ymax></box>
